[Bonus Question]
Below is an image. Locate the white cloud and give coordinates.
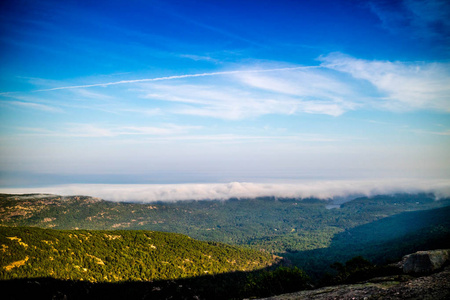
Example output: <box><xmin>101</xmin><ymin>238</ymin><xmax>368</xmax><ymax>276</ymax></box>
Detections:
<box><xmin>235</xmin><ymin>68</ymin><xmax>359</xmax><ymax>116</ymax></box>
<box><xmin>320</xmin><ymin>53</ymin><xmax>450</xmax><ymax>112</ymax></box>
<box><xmin>70</xmin><ymin>88</ymin><xmax>115</xmax><ymax>101</ymax></box>
<box><xmin>1</xmin><ymin>179</ymin><xmax>449</xmax><ymax>202</ymax></box>
<box><xmin>142</xmin><ymin>83</ymin><xmax>301</xmax><ymax>119</ymax></box>
<box><xmin>134</xmin><ymin>56</ymin><xmax>450</xmax><ymax>119</ymax></box>
<box><xmin>236</xmin><ymin>67</ymin><xmax>353</xmax><ymax>98</ymax></box>
<box><xmin>179</xmin><ymin>53</ymin><xmax>218</xmax><ymax>62</ymax></box>
<box><xmin>140</xmin><ymin>68</ymin><xmax>357</xmax><ymax>119</ymax></box>
<box><xmin>7</xmin><ymin>54</ymin><xmax>450</xmax><ymax>120</ymax></box>
<box><xmin>32</xmin><ymin>67</ymin><xmax>308</xmax><ymax>92</ymax></box>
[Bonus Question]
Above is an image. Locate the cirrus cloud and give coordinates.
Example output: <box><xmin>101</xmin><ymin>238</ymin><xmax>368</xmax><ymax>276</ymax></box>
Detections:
<box><xmin>320</xmin><ymin>53</ymin><xmax>450</xmax><ymax>112</ymax></box>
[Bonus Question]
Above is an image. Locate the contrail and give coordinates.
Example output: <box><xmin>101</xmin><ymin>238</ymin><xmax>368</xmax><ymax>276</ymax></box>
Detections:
<box><xmin>31</xmin><ymin>66</ymin><xmax>321</xmax><ymax>92</ymax></box>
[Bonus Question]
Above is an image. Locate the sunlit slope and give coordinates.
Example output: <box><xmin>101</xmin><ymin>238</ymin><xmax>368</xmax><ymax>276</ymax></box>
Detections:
<box><xmin>0</xmin><ymin>227</ymin><xmax>274</xmax><ymax>282</ymax></box>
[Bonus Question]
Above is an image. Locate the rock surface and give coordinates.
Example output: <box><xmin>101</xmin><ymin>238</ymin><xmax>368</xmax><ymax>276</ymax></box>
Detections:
<box><xmin>256</xmin><ymin>265</ymin><xmax>450</xmax><ymax>300</ymax></box>
<box><xmin>401</xmin><ymin>249</ymin><xmax>450</xmax><ymax>274</ymax></box>
<box><xmin>255</xmin><ymin>250</ymin><xmax>450</xmax><ymax>300</ymax></box>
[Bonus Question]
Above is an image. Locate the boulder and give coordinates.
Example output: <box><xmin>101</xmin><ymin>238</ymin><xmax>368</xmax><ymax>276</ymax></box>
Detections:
<box><xmin>402</xmin><ymin>249</ymin><xmax>450</xmax><ymax>274</ymax></box>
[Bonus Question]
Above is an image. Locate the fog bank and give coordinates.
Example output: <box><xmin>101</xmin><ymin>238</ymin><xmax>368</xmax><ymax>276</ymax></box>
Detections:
<box><xmin>1</xmin><ymin>179</ymin><xmax>449</xmax><ymax>202</ymax></box>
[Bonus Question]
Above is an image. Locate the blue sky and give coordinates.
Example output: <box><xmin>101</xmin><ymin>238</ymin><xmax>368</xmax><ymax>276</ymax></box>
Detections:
<box><xmin>1</xmin><ymin>0</ymin><xmax>449</xmax><ymax>188</ymax></box>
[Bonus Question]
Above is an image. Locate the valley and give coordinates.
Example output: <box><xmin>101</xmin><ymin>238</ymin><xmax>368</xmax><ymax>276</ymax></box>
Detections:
<box><xmin>1</xmin><ymin>192</ymin><xmax>450</xmax><ymax>299</ymax></box>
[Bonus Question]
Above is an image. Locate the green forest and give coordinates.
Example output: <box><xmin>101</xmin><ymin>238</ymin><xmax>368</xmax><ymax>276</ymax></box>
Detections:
<box><xmin>1</xmin><ymin>193</ymin><xmax>450</xmax><ymax>298</ymax></box>
<box><xmin>2</xmin><ymin>193</ymin><xmax>449</xmax><ymax>253</ymax></box>
<box><xmin>0</xmin><ymin>226</ymin><xmax>311</xmax><ymax>299</ymax></box>
<box><xmin>0</xmin><ymin>226</ymin><xmax>274</xmax><ymax>282</ymax></box>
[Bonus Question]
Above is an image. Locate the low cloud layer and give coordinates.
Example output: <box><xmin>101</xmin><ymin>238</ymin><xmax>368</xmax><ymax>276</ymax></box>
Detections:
<box><xmin>2</xmin><ymin>179</ymin><xmax>449</xmax><ymax>202</ymax></box>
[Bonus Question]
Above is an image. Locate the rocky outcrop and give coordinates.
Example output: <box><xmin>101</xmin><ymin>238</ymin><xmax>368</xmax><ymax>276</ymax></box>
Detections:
<box><xmin>401</xmin><ymin>249</ymin><xmax>450</xmax><ymax>274</ymax></box>
<box><xmin>256</xmin><ymin>266</ymin><xmax>450</xmax><ymax>299</ymax></box>
<box><xmin>256</xmin><ymin>250</ymin><xmax>450</xmax><ymax>300</ymax></box>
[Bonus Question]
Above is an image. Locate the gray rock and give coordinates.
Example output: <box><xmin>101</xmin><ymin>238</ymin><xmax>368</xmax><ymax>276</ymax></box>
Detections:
<box><xmin>402</xmin><ymin>249</ymin><xmax>450</xmax><ymax>274</ymax></box>
<box><xmin>253</xmin><ymin>266</ymin><xmax>450</xmax><ymax>300</ymax></box>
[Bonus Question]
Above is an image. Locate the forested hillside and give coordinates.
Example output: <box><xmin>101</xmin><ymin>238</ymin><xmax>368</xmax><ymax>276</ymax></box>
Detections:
<box><xmin>1</xmin><ymin>193</ymin><xmax>450</xmax><ymax>279</ymax></box>
<box><xmin>1</xmin><ymin>193</ymin><xmax>449</xmax><ymax>253</ymax></box>
<box><xmin>0</xmin><ymin>226</ymin><xmax>274</xmax><ymax>282</ymax></box>
<box><xmin>0</xmin><ymin>227</ymin><xmax>312</xmax><ymax>299</ymax></box>
<box><xmin>286</xmin><ymin>205</ymin><xmax>450</xmax><ymax>279</ymax></box>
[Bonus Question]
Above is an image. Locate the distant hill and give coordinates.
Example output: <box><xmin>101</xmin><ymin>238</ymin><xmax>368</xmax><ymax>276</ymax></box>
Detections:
<box><xmin>1</xmin><ymin>193</ymin><xmax>449</xmax><ymax>251</ymax></box>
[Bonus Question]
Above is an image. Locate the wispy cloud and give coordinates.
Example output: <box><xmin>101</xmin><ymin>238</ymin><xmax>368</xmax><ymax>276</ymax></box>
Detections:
<box><xmin>1</xmin><ymin>179</ymin><xmax>449</xmax><ymax>202</ymax></box>
<box><xmin>4</xmin><ymin>54</ymin><xmax>450</xmax><ymax>120</ymax></box>
<box><xmin>11</xmin><ymin>125</ymin><xmax>338</xmax><ymax>143</ymax></box>
<box><xmin>140</xmin><ymin>134</ymin><xmax>339</xmax><ymax>143</ymax></box>
<box><xmin>235</xmin><ymin>67</ymin><xmax>359</xmax><ymax>116</ymax></box>
<box><xmin>320</xmin><ymin>53</ymin><xmax>450</xmax><ymax>112</ymax></box>
<box><xmin>142</xmin><ymin>83</ymin><xmax>301</xmax><ymax>119</ymax></box>
<box><xmin>1</xmin><ymin>87</ymin><xmax>118</xmax><ymax>114</ymax></box>
<box><xmin>32</xmin><ymin>67</ymin><xmax>316</xmax><ymax>92</ymax></box>
<box><xmin>179</xmin><ymin>54</ymin><xmax>218</xmax><ymax>62</ymax></box>
<box><xmin>14</xmin><ymin>123</ymin><xmax>202</xmax><ymax>138</ymax></box>
<box><xmin>2</xmin><ymin>101</ymin><xmax>63</xmax><ymax>113</ymax></box>
<box><xmin>412</xmin><ymin>129</ymin><xmax>450</xmax><ymax>136</ymax></box>
<box><xmin>138</xmin><ymin>53</ymin><xmax>450</xmax><ymax>118</ymax></box>
<box><xmin>135</xmin><ymin>64</ymin><xmax>362</xmax><ymax>119</ymax></box>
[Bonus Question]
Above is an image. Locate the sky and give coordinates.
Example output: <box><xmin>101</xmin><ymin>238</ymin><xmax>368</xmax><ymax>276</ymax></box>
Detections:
<box><xmin>0</xmin><ymin>0</ymin><xmax>449</xmax><ymax>199</ymax></box>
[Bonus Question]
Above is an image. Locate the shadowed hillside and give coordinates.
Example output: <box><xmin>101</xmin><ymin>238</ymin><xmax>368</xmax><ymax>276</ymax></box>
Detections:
<box><xmin>287</xmin><ymin>205</ymin><xmax>450</xmax><ymax>279</ymax></box>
